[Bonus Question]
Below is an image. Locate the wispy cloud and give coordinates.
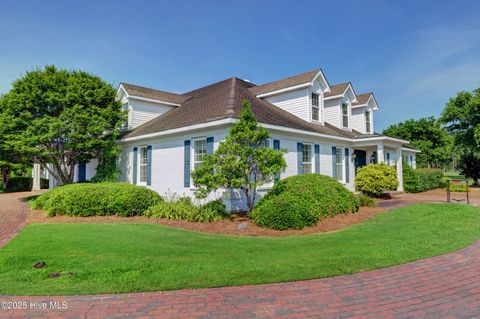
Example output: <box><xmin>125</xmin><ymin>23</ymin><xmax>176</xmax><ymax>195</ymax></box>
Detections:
<box><xmin>366</xmin><ymin>20</ymin><xmax>480</xmax><ymax>129</ymax></box>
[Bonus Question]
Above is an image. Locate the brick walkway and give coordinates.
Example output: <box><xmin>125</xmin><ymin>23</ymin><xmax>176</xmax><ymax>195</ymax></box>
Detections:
<box><xmin>1</xmin><ymin>192</ymin><xmax>480</xmax><ymax>318</ymax></box>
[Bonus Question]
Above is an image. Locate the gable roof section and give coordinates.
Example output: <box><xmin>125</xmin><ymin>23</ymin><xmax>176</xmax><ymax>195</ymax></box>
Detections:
<box><xmin>123</xmin><ymin>77</ymin><xmax>358</xmax><ymax>139</ymax></box>
<box><xmin>120</xmin><ymin>82</ymin><xmax>188</xmax><ymax>105</ymax></box>
<box><xmin>248</xmin><ymin>69</ymin><xmax>322</xmax><ymax>96</ymax></box>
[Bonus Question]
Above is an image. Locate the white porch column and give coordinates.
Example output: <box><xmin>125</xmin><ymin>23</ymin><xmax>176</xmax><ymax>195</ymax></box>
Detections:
<box><xmin>396</xmin><ymin>147</ymin><xmax>404</xmax><ymax>191</ymax></box>
<box><xmin>377</xmin><ymin>143</ymin><xmax>385</xmax><ymax>163</ymax></box>
<box><xmin>32</xmin><ymin>163</ymin><xmax>41</xmax><ymax>190</ymax></box>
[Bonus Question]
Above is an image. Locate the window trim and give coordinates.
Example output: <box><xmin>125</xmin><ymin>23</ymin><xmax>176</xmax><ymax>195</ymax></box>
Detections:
<box><xmin>137</xmin><ymin>145</ymin><xmax>148</xmax><ymax>186</ymax></box>
<box><xmin>311</xmin><ymin>93</ymin><xmax>320</xmax><ymax>122</ymax></box>
<box><xmin>334</xmin><ymin>146</ymin><xmax>345</xmax><ymax>183</ymax></box>
<box><xmin>341</xmin><ymin>103</ymin><xmax>349</xmax><ymax>128</ymax></box>
<box><xmin>302</xmin><ymin>143</ymin><xmax>313</xmax><ymax>174</ymax></box>
<box><xmin>192</xmin><ymin>137</ymin><xmax>208</xmax><ymax>171</ymax></box>
<box><xmin>365</xmin><ymin>110</ymin><xmax>371</xmax><ymax>133</ymax></box>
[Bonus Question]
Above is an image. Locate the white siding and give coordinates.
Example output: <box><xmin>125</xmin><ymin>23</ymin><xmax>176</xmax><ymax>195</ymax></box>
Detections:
<box><xmin>130</xmin><ymin>99</ymin><xmax>175</xmax><ymax>128</ymax></box>
<box><xmin>352</xmin><ymin>107</ymin><xmax>367</xmax><ymax>133</ymax></box>
<box><xmin>324</xmin><ymin>99</ymin><xmax>341</xmax><ymax>128</ymax></box>
<box><xmin>265</xmin><ymin>88</ymin><xmax>310</xmax><ymax>122</ymax></box>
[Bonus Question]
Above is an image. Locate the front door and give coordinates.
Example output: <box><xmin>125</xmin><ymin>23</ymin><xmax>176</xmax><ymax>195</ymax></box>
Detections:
<box><xmin>354</xmin><ymin>150</ymin><xmax>367</xmax><ymax>172</ymax></box>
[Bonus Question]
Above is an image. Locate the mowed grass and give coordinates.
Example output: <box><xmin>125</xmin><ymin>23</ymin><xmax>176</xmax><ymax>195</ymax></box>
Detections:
<box><xmin>1</xmin><ymin>203</ymin><xmax>480</xmax><ymax>295</ymax></box>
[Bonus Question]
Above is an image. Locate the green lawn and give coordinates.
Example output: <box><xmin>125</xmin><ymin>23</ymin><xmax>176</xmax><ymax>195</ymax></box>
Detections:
<box><xmin>1</xmin><ymin>203</ymin><xmax>480</xmax><ymax>296</ymax></box>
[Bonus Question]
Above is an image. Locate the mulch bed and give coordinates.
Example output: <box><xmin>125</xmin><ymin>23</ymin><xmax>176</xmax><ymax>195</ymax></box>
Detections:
<box><xmin>27</xmin><ymin>206</ymin><xmax>386</xmax><ymax>237</ymax></box>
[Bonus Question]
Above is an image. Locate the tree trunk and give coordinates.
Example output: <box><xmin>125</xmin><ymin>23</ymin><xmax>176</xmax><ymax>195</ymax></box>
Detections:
<box><xmin>1</xmin><ymin>168</ymin><xmax>11</xmax><ymax>189</ymax></box>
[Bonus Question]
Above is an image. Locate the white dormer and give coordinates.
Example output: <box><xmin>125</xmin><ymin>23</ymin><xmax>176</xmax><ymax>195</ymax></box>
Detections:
<box><xmin>351</xmin><ymin>93</ymin><xmax>379</xmax><ymax>134</ymax></box>
<box><xmin>250</xmin><ymin>69</ymin><xmax>331</xmax><ymax>123</ymax></box>
<box><xmin>116</xmin><ymin>83</ymin><xmax>185</xmax><ymax>130</ymax></box>
<box><xmin>323</xmin><ymin>82</ymin><xmax>357</xmax><ymax>130</ymax></box>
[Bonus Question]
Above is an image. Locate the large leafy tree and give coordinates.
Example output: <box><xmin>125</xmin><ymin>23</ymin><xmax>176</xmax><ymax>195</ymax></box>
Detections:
<box><xmin>440</xmin><ymin>88</ymin><xmax>480</xmax><ymax>184</ymax></box>
<box><xmin>383</xmin><ymin>117</ymin><xmax>454</xmax><ymax>168</ymax></box>
<box><xmin>0</xmin><ymin>65</ymin><xmax>124</xmax><ymax>185</ymax></box>
<box><xmin>440</xmin><ymin>88</ymin><xmax>480</xmax><ymax>149</ymax></box>
<box><xmin>192</xmin><ymin>100</ymin><xmax>286</xmax><ymax>212</ymax></box>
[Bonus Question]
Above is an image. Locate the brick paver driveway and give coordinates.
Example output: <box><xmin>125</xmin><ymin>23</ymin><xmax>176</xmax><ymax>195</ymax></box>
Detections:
<box><xmin>1</xmin><ymin>192</ymin><xmax>479</xmax><ymax>318</ymax></box>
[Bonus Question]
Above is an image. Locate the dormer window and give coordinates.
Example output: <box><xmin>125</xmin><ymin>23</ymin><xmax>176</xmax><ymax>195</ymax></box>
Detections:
<box><xmin>341</xmin><ymin>103</ymin><xmax>349</xmax><ymax>128</ymax></box>
<box><xmin>311</xmin><ymin>93</ymin><xmax>319</xmax><ymax>121</ymax></box>
<box><xmin>365</xmin><ymin>111</ymin><xmax>371</xmax><ymax>133</ymax></box>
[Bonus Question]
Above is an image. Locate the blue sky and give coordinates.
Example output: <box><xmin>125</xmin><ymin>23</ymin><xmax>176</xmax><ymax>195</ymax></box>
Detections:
<box><xmin>1</xmin><ymin>0</ymin><xmax>479</xmax><ymax>130</ymax></box>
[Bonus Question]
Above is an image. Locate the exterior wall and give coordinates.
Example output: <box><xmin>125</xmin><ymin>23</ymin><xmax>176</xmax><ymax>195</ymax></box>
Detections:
<box><xmin>265</xmin><ymin>88</ymin><xmax>310</xmax><ymax>122</ymax></box>
<box><xmin>352</xmin><ymin>107</ymin><xmax>367</xmax><ymax>133</ymax></box>
<box><xmin>48</xmin><ymin>159</ymin><xmax>99</xmax><ymax>189</ymax></box>
<box><xmin>402</xmin><ymin>151</ymin><xmax>417</xmax><ymax>168</ymax></box>
<box><xmin>130</xmin><ymin>99</ymin><xmax>175</xmax><ymax>128</ymax></box>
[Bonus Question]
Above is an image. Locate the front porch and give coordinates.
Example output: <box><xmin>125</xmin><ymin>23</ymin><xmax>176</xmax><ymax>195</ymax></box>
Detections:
<box><xmin>352</xmin><ymin>137</ymin><xmax>410</xmax><ymax>192</ymax></box>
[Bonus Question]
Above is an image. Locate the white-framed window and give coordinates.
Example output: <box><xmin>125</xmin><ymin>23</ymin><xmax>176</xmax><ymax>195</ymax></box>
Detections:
<box><xmin>302</xmin><ymin>144</ymin><xmax>313</xmax><ymax>174</ymax></box>
<box><xmin>341</xmin><ymin>103</ymin><xmax>349</xmax><ymax>128</ymax></box>
<box><xmin>193</xmin><ymin>138</ymin><xmax>207</xmax><ymax>169</ymax></box>
<box><xmin>365</xmin><ymin>111</ymin><xmax>371</xmax><ymax>133</ymax></box>
<box><xmin>139</xmin><ymin>146</ymin><xmax>148</xmax><ymax>184</ymax></box>
<box><xmin>334</xmin><ymin>147</ymin><xmax>344</xmax><ymax>181</ymax></box>
<box><xmin>311</xmin><ymin>93</ymin><xmax>320</xmax><ymax>121</ymax></box>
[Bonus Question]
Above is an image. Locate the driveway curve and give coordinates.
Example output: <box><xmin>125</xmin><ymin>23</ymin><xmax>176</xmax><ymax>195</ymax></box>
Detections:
<box><xmin>0</xmin><ymin>192</ymin><xmax>479</xmax><ymax>318</ymax></box>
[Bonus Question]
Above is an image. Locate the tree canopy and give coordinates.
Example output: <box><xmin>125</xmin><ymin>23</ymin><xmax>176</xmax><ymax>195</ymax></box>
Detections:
<box><xmin>440</xmin><ymin>88</ymin><xmax>480</xmax><ymax>150</ymax></box>
<box><xmin>192</xmin><ymin>100</ymin><xmax>286</xmax><ymax>212</ymax></box>
<box><xmin>0</xmin><ymin>65</ymin><xmax>124</xmax><ymax>185</ymax></box>
<box><xmin>382</xmin><ymin>117</ymin><xmax>454</xmax><ymax>168</ymax></box>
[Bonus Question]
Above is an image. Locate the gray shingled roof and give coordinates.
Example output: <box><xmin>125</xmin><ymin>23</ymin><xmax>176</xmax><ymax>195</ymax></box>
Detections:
<box><xmin>123</xmin><ymin>77</ymin><xmax>360</xmax><ymax>139</ymax></box>
<box><xmin>248</xmin><ymin>69</ymin><xmax>320</xmax><ymax>96</ymax></box>
<box><xmin>324</xmin><ymin>82</ymin><xmax>351</xmax><ymax>97</ymax></box>
<box><xmin>352</xmin><ymin>93</ymin><xmax>373</xmax><ymax>106</ymax></box>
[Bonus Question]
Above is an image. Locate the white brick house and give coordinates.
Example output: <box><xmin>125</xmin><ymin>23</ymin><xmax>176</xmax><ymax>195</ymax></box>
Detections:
<box><xmin>38</xmin><ymin>69</ymin><xmax>419</xmax><ymax>210</ymax></box>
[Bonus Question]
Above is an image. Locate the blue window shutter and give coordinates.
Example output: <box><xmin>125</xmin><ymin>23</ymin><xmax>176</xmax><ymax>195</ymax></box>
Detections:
<box><xmin>184</xmin><ymin>140</ymin><xmax>191</xmax><ymax>187</ymax></box>
<box><xmin>386</xmin><ymin>152</ymin><xmax>390</xmax><ymax>164</ymax></box>
<box><xmin>410</xmin><ymin>155</ymin><xmax>413</xmax><ymax>164</ymax></box>
<box><xmin>314</xmin><ymin>144</ymin><xmax>320</xmax><ymax>173</ymax></box>
<box><xmin>78</xmin><ymin>161</ymin><xmax>86</xmax><ymax>182</ymax></box>
<box><xmin>146</xmin><ymin>145</ymin><xmax>152</xmax><ymax>186</ymax></box>
<box><xmin>206</xmin><ymin>136</ymin><xmax>214</xmax><ymax>154</ymax></box>
<box><xmin>132</xmin><ymin>147</ymin><xmax>138</xmax><ymax>185</ymax></box>
<box><xmin>297</xmin><ymin>142</ymin><xmax>303</xmax><ymax>174</ymax></box>
<box><xmin>332</xmin><ymin>146</ymin><xmax>337</xmax><ymax>180</ymax></box>
<box><xmin>273</xmin><ymin>139</ymin><xmax>281</xmax><ymax>182</ymax></box>
<box><xmin>345</xmin><ymin>148</ymin><xmax>350</xmax><ymax>183</ymax></box>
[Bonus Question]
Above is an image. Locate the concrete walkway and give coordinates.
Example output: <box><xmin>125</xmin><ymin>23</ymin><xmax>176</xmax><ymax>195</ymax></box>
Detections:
<box><xmin>0</xmin><ymin>192</ymin><xmax>479</xmax><ymax>318</ymax></box>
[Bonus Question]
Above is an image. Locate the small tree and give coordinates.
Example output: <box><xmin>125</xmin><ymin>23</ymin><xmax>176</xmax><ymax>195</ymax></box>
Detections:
<box><xmin>0</xmin><ymin>65</ymin><xmax>124</xmax><ymax>185</ymax></box>
<box><xmin>192</xmin><ymin>100</ymin><xmax>286</xmax><ymax>212</ymax></box>
<box><xmin>458</xmin><ymin>151</ymin><xmax>480</xmax><ymax>186</ymax></box>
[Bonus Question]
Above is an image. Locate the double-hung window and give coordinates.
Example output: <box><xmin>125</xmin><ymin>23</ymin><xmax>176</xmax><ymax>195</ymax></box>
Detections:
<box><xmin>139</xmin><ymin>146</ymin><xmax>148</xmax><ymax>184</ymax></box>
<box><xmin>193</xmin><ymin>138</ymin><xmax>207</xmax><ymax>169</ymax></box>
<box><xmin>334</xmin><ymin>147</ymin><xmax>344</xmax><ymax>181</ymax></box>
<box><xmin>311</xmin><ymin>93</ymin><xmax>320</xmax><ymax>121</ymax></box>
<box><xmin>342</xmin><ymin>103</ymin><xmax>349</xmax><ymax>128</ymax></box>
<box><xmin>365</xmin><ymin>111</ymin><xmax>371</xmax><ymax>133</ymax></box>
<box><xmin>302</xmin><ymin>144</ymin><xmax>312</xmax><ymax>174</ymax></box>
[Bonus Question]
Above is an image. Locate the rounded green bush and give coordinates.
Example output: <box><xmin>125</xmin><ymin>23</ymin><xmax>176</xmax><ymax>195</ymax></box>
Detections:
<box><xmin>250</xmin><ymin>174</ymin><xmax>360</xmax><ymax>230</ymax></box>
<box><xmin>356</xmin><ymin>193</ymin><xmax>377</xmax><ymax>207</ymax></box>
<box><xmin>34</xmin><ymin>182</ymin><xmax>162</xmax><ymax>217</ymax></box>
<box><xmin>355</xmin><ymin>163</ymin><xmax>398</xmax><ymax>197</ymax></box>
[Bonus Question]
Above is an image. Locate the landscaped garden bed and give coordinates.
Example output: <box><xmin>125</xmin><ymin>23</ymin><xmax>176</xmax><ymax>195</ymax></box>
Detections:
<box><xmin>2</xmin><ymin>203</ymin><xmax>480</xmax><ymax>295</ymax></box>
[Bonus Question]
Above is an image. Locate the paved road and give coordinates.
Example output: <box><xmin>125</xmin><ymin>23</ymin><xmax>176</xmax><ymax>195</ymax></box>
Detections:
<box><xmin>1</xmin><ymin>192</ymin><xmax>479</xmax><ymax>318</ymax></box>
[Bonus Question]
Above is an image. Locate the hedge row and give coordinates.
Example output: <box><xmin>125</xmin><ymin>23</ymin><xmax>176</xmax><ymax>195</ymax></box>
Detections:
<box><xmin>250</xmin><ymin>174</ymin><xmax>359</xmax><ymax>230</ymax></box>
<box><xmin>32</xmin><ymin>183</ymin><xmax>163</xmax><ymax>217</ymax></box>
<box><xmin>403</xmin><ymin>166</ymin><xmax>443</xmax><ymax>193</ymax></box>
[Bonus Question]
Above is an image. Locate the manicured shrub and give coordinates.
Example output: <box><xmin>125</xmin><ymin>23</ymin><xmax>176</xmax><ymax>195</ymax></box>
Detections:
<box><xmin>356</xmin><ymin>193</ymin><xmax>377</xmax><ymax>207</ymax></box>
<box><xmin>355</xmin><ymin>163</ymin><xmax>398</xmax><ymax>197</ymax></box>
<box><xmin>403</xmin><ymin>165</ymin><xmax>443</xmax><ymax>193</ymax></box>
<box><xmin>449</xmin><ymin>181</ymin><xmax>471</xmax><ymax>193</ymax></box>
<box><xmin>145</xmin><ymin>198</ymin><xmax>228</xmax><ymax>222</ymax></box>
<box><xmin>33</xmin><ymin>183</ymin><xmax>162</xmax><ymax>217</ymax></box>
<box><xmin>250</xmin><ymin>174</ymin><xmax>360</xmax><ymax>230</ymax></box>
